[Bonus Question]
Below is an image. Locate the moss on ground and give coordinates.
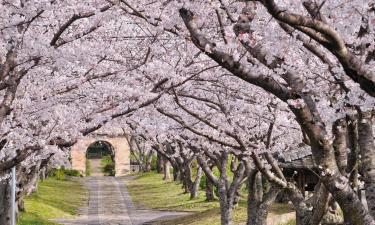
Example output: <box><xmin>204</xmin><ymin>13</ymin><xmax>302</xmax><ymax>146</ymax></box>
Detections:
<box><xmin>19</xmin><ymin>177</ymin><xmax>88</xmax><ymax>225</ymax></box>
<box><xmin>127</xmin><ymin>172</ymin><xmax>294</xmax><ymax>225</ymax></box>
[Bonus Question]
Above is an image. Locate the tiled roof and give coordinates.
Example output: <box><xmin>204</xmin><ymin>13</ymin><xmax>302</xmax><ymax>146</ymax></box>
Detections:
<box><xmin>277</xmin><ymin>144</ymin><xmax>316</xmax><ymax>169</ymax></box>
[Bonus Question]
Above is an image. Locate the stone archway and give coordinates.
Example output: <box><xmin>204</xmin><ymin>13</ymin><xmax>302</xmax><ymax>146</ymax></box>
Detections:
<box><xmin>70</xmin><ymin>136</ymin><xmax>130</xmax><ymax>176</ymax></box>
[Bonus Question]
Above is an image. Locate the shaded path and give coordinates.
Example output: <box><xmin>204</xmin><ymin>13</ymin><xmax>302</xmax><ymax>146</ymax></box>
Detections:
<box><xmin>54</xmin><ymin>176</ymin><xmax>189</xmax><ymax>225</ymax></box>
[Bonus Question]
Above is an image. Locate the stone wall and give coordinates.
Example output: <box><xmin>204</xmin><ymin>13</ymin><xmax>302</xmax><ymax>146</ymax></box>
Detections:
<box><xmin>71</xmin><ymin>137</ymin><xmax>130</xmax><ymax>176</ymax></box>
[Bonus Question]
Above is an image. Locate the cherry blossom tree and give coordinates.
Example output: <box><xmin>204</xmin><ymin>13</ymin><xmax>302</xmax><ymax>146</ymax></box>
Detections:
<box><xmin>1</xmin><ymin>1</ymin><xmax>374</xmax><ymax>225</ymax></box>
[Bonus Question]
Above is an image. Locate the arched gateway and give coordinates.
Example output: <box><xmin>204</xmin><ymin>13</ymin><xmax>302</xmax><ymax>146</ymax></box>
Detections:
<box><xmin>70</xmin><ymin>136</ymin><xmax>130</xmax><ymax>176</ymax></box>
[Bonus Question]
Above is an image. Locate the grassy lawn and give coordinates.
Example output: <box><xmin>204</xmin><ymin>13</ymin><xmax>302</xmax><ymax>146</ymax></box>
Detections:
<box><xmin>19</xmin><ymin>177</ymin><xmax>88</xmax><ymax>225</ymax></box>
<box><xmin>127</xmin><ymin>172</ymin><xmax>295</xmax><ymax>225</ymax></box>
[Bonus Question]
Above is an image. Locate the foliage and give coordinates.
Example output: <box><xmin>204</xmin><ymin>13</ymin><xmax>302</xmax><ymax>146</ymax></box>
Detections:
<box><xmin>63</xmin><ymin>169</ymin><xmax>82</xmax><ymax>177</ymax></box>
<box><xmin>54</xmin><ymin>169</ymin><xmax>65</xmax><ymax>180</ymax></box>
<box><xmin>199</xmin><ymin>174</ymin><xmax>207</xmax><ymax>190</ymax></box>
<box><xmin>19</xmin><ymin>178</ymin><xmax>87</xmax><ymax>225</ymax></box>
<box><xmin>49</xmin><ymin>168</ymin><xmax>82</xmax><ymax>180</ymax></box>
<box><xmin>101</xmin><ymin>155</ymin><xmax>115</xmax><ymax>176</ymax></box>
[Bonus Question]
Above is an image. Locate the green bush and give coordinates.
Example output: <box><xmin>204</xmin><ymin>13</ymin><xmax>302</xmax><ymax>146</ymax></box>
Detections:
<box><xmin>103</xmin><ymin>164</ymin><xmax>115</xmax><ymax>176</ymax></box>
<box><xmin>55</xmin><ymin>169</ymin><xmax>65</xmax><ymax>180</ymax></box>
<box><xmin>101</xmin><ymin>155</ymin><xmax>115</xmax><ymax>176</ymax></box>
<box><xmin>49</xmin><ymin>168</ymin><xmax>82</xmax><ymax>179</ymax></box>
<box><xmin>64</xmin><ymin>169</ymin><xmax>82</xmax><ymax>177</ymax></box>
<box><xmin>200</xmin><ymin>174</ymin><xmax>207</xmax><ymax>190</ymax></box>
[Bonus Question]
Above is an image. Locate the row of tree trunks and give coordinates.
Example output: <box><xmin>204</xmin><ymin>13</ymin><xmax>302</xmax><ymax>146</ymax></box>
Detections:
<box><xmin>125</xmin><ymin>134</ymin><xmax>154</xmax><ymax>173</ymax></box>
<box><xmin>179</xmin><ymin>7</ymin><xmax>375</xmax><ymax>225</ymax></box>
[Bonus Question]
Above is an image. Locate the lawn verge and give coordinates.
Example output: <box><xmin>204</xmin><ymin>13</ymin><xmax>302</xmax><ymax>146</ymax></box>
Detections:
<box><xmin>19</xmin><ymin>177</ymin><xmax>88</xmax><ymax>225</ymax></box>
<box><xmin>126</xmin><ymin>172</ymin><xmax>295</xmax><ymax>225</ymax></box>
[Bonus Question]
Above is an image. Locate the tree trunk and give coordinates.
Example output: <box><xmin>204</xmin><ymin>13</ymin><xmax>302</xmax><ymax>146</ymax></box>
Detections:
<box><xmin>346</xmin><ymin>114</ymin><xmax>359</xmax><ymax>179</ymax></box>
<box><xmin>0</xmin><ymin>179</ymin><xmax>11</xmax><ymax>225</ymax></box>
<box><xmin>247</xmin><ymin>170</ymin><xmax>260</xmax><ymax>225</ymax></box>
<box><xmin>333</xmin><ymin>118</ymin><xmax>348</xmax><ymax>175</ymax></box>
<box><xmin>163</xmin><ymin>159</ymin><xmax>171</xmax><ymax>181</ymax></box>
<box><xmin>247</xmin><ymin>171</ymin><xmax>277</xmax><ymax>225</ymax></box>
<box><xmin>156</xmin><ymin>153</ymin><xmax>164</xmax><ymax>174</ymax></box>
<box><xmin>145</xmin><ymin>151</ymin><xmax>153</xmax><ymax>172</ymax></box>
<box><xmin>39</xmin><ymin>167</ymin><xmax>46</xmax><ymax>181</ymax></box>
<box><xmin>182</xmin><ymin>163</ymin><xmax>192</xmax><ymax>193</ymax></box>
<box><xmin>358</xmin><ymin>110</ymin><xmax>375</xmax><ymax>218</ymax></box>
<box><xmin>173</xmin><ymin>165</ymin><xmax>180</xmax><ymax>181</ymax></box>
<box><xmin>18</xmin><ymin>198</ymin><xmax>25</xmax><ymax>212</ymax></box>
<box><xmin>205</xmin><ymin>176</ymin><xmax>215</xmax><ymax>201</ymax></box>
<box><xmin>190</xmin><ymin>166</ymin><xmax>203</xmax><ymax>199</ymax></box>
<box><xmin>218</xmin><ymin>183</ymin><xmax>232</xmax><ymax>225</ymax></box>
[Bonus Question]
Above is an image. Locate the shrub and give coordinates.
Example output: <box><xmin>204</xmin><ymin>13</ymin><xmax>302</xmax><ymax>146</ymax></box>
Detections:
<box><xmin>64</xmin><ymin>169</ymin><xmax>82</xmax><ymax>177</ymax></box>
<box><xmin>55</xmin><ymin>169</ymin><xmax>65</xmax><ymax>180</ymax></box>
<box><xmin>101</xmin><ymin>155</ymin><xmax>115</xmax><ymax>176</ymax></box>
<box><xmin>199</xmin><ymin>174</ymin><xmax>207</xmax><ymax>190</ymax></box>
<box><xmin>103</xmin><ymin>163</ymin><xmax>115</xmax><ymax>176</ymax></box>
<box><xmin>49</xmin><ymin>168</ymin><xmax>82</xmax><ymax>179</ymax></box>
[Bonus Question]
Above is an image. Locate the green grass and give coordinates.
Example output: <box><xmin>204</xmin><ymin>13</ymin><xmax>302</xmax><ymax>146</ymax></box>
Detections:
<box><xmin>128</xmin><ymin>172</ymin><xmax>218</xmax><ymax>212</ymax></box>
<box><xmin>127</xmin><ymin>172</ymin><xmax>294</xmax><ymax>225</ymax></box>
<box><xmin>19</xmin><ymin>177</ymin><xmax>88</xmax><ymax>225</ymax></box>
<box><xmin>279</xmin><ymin>218</ymin><xmax>296</xmax><ymax>225</ymax></box>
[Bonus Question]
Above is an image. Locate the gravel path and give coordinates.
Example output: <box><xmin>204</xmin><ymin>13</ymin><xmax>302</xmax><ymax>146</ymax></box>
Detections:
<box><xmin>53</xmin><ymin>176</ymin><xmax>189</xmax><ymax>225</ymax></box>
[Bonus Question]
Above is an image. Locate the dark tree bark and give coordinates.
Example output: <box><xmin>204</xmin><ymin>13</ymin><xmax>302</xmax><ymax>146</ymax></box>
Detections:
<box><xmin>156</xmin><ymin>152</ymin><xmax>164</xmax><ymax>174</ymax></box>
<box><xmin>195</xmin><ymin>151</ymin><xmax>247</xmax><ymax>225</ymax></box>
<box><xmin>0</xmin><ymin>179</ymin><xmax>11</xmax><ymax>225</ymax></box>
<box><xmin>205</xmin><ymin>175</ymin><xmax>215</xmax><ymax>201</ymax></box>
<box><xmin>358</xmin><ymin>110</ymin><xmax>375</xmax><ymax>218</ymax></box>
<box><xmin>247</xmin><ymin>169</ymin><xmax>280</xmax><ymax>225</ymax></box>
<box><xmin>180</xmin><ymin>161</ymin><xmax>190</xmax><ymax>193</ymax></box>
<box><xmin>346</xmin><ymin>114</ymin><xmax>360</xmax><ymax>188</ymax></box>
<box><xmin>173</xmin><ymin>164</ymin><xmax>180</xmax><ymax>181</ymax></box>
<box><xmin>333</xmin><ymin>119</ymin><xmax>348</xmax><ymax>175</ymax></box>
